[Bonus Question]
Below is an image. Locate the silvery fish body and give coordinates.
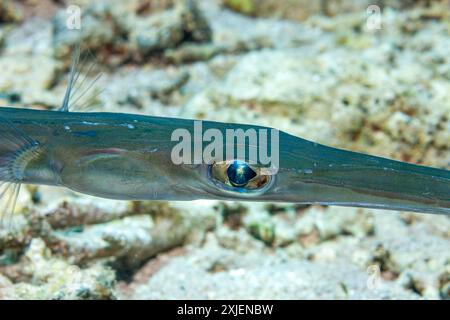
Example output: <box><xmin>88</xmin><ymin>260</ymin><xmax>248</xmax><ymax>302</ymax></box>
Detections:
<box><xmin>0</xmin><ymin>106</ymin><xmax>448</xmax><ymax>216</ymax></box>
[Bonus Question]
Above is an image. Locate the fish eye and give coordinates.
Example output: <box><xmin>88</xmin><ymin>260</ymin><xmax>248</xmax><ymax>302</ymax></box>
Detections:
<box><xmin>208</xmin><ymin>160</ymin><xmax>273</xmax><ymax>194</ymax></box>
<box><xmin>227</xmin><ymin>161</ymin><xmax>257</xmax><ymax>187</ymax></box>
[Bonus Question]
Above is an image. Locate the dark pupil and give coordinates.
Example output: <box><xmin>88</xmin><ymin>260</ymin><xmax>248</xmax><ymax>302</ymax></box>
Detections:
<box><xmin>227</xmin><ymin>161</ymin><xmax>257</xmax><ymax>187</ymax></box>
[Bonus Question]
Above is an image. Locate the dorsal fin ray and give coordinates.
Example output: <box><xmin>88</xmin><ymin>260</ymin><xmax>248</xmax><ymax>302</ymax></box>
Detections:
<box><xmin>59</xmin><ymin>45</ymin><xmax>104</xmax><ymax>112</ymax></box>
<box><xmin>59</xmin><ymin>44</ymin><xmax>81</xmax><ymax>112</ymax></box>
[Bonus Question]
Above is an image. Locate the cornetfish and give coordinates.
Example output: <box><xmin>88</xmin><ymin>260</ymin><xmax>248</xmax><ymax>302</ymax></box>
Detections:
<box><xmin>0</xmin><ymin>57</ymin><xmax>449</xmax><ymax>218</ymax></box>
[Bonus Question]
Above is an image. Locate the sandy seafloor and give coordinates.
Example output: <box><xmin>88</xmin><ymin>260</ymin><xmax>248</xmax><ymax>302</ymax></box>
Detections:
<box><xmin>0</xmin><ymin>0</ymin><xmax>449</xmax><ymax>299</ymax></box>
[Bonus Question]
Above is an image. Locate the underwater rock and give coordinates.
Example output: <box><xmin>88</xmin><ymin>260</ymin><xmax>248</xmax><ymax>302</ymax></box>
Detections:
<box><xmin>161</xmin><ymin>0</ymin><xmax>323</xmax><ymax>64</ymax></box>
<box><xmin>438</xmin><ymin>271</ymin><xmax>449</xmax><ymax>299</ymax></box>
<box><xmin>48</xmin><ymin>201</ymin><xmax>216</xmax><ymax>268</ymax></box>
<box><xmin>0</xmin><ymin>273</ymin><xmax>13</xmax><ymax>299</ymax></box>
<box><xmin>104</xmin><ymin>67</ymin><xmax>190</xmax><ymax>110</ymax></box>
<box><xmin>128</xmin><ymin>233</ymin><xmax>419</xmax><ymax>299</ymax></box>
<box><xmin>223</xmin><ymin>0</ymin><xmax>257</xmax><ymax>16</ymax></box>
<box><xmin>0</xmin><ymin>238</ymin><xmax>116</xmax><ymax>299</ymax></box>
<box><xmin>1</xmin><ymin>195</ymin><xmax>216</xmax><ymax>273</ymax></box>
<box><xmin>200</xmin><ymin>0</ymin><xmax>324</xmax><ymax>52</ymax></box>
<box><xmin>295</xmin><ymin>207</ymin><xmax>375</xmax><ymax>241</ymax></box>
<box><xmin>0</xmin><ymin>0</ymin><xmax>23</xmax><ymax>23</ymax></box>
<box><xmin>51</xmin><ymin>0</ymin><xmax>323</xmax><ymax>63</ymax></box>
<box><xmin>0</xmin><ymin>53</ymin><xmax>60</xmax><ymax>105</ymax></box>
<box><xmin>0</xmin><ymin>215</ymin><xmax>42</xmax><ymax>252</ymax></box>
<box><xmin>246</xmin><ymin>218</ymin><xmax>276</xmax><ymax>246</ymax></box>
<box><xmin>164</xmin><ymin>43</ymin><xmax>225</xmax><ymax>64</ymax></box>
<box><xmin>53</xmin><ymin>0</ymin><xmax>212</xmax><ymax>56</ymax></box>
<box><xmin>241</xmin><ymin>204</ymin><xmax>374</xmax><ymax>247</ymax></box>
<box><xmin>52</xmin><ymin>1</ymin><xmax>118</xmax><ymax>57</ymax></box>
<box><xmin>129</xmin><ymin>5</ymin><xmax>188</xmax><ymax>55</ymax></box>
<box><xmin>0</xmin><ymin>17</ymin><xmax>60</xmax><ymax>107</ymax></box>
<box><xmin>223</xmin><ymin>0</ymin><xmax>450</xmax><ymax>21</ymax></box>
<box><xmin>215</xmin><ymin>225</ymin><xmax>266</xmax><ymax>253</ymax></box>
<box><xmin>368</xmin><ymin>212</ymin><xmax>450</xmax><ymax>299</ymax></box>
<box><xmin>44</xmin><ymin>198</ymin><xmax>132</xmax><ymax>229</ymax></box>
<box><xmin>53</xmin><ymin>0</ymin><xmax>212</xmax><ymax>59</ymax></box>
<box><xmin>222</xmin><ymin>0</ymin><xmax>368</xmax><ymax>20</ymax></box>
<box><xmin>0</xmin><ymin>193</ymin><xmax>130</xmax><ymax>255</ymax></box>
<box><xmin>126</xmin><ymin>208</ymin><xmax>449</xmax><ymax>299</ymax></box>
<box><xmin>50</xmin><ymin>215</ymin><xmax>160</xmax><ymax>266</ymax></box>
<box><xmin>129</xmin><ymin>0</ymin><xmax>212</xmax><ymax>55</ymax></box>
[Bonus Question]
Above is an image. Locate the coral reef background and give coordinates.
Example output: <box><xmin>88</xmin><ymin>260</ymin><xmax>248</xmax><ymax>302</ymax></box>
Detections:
<box><xmin>0</xmin><ymin>0</ymin><xmax>449</xmax><ymax>299</ymax></box>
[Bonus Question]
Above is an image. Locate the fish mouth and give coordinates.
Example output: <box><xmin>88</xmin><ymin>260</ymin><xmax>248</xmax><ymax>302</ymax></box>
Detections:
<box><xmin>277</xmin><ymin>167</ymin><xmax>447</xmax><ymax>213</ymax></box>
<box><xmin>271</xmin><ymin>134</ymin><xmax>450</xmax><ymax>215</ymax></box>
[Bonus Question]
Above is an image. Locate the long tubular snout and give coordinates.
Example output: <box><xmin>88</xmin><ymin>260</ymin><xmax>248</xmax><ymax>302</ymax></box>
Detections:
<box><xmin>277</xmin><ymin>133</ymin><xmax>450</xmax><ymax>215</ymax></box>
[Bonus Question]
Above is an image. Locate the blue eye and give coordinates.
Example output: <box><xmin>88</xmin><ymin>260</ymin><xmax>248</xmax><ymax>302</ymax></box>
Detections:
<box><xmin>226</xmin><ymin>161</ymin><xmax>257</xmax><ymax>187</ymax></box>
<box><xmin>209</xmin><ymin>160</ymin><xmax>273</xmax><ymax>194</ymax></box>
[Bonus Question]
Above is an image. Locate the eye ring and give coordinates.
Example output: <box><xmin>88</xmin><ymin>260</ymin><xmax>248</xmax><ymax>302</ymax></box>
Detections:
<box><xmin>207</xmin><ymin>160</ymin><xmax>274</xmax><ymax>195</ymax></box>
